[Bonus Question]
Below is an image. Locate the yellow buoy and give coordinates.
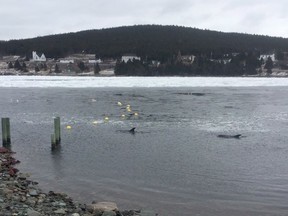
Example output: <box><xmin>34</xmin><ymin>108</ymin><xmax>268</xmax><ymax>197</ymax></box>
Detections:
<box><xmin>92</xmin><ymin>121</ymin><xmax>98</xmax><ymax>124</ymax></box>
<box><xmin>104</xmin><ymin>117</ymin><xmax>109</xmax><ymax>121</ymax></box>
<box><xmin>117</xmin><ymin>102</ymin><xmax>122</xmax><ymax>106</ymax></box>
<box><xmin>126</xmin><ymin>108</ymin><xmax>131</xmax><ymax>112</ymax></box>
<box><xmin>134</xmin><ymin>112</ymin><xmax>138</xmax><ymax>116</ymax></box>
<box><xmin>66</xmin><ymin>125</ymin><xmax>72</xmax><ymax>129</ymax></box>
<box><xmin>121</xmin><ymin>114</ymin><xmax>126</xmax><ymax>118</ymax></box>
<box><xmin>126</xmin><ymin>104</ymin><xmax>131</xmax><ymax>108</ymax></box>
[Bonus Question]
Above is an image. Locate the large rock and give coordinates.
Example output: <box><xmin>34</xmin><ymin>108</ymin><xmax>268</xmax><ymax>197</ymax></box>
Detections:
<box><xmin>139</xmin><ymin>209</ymin><xmax>157</xmax><ymax>216</ymax></box>
<box><xmin>27</xmin><ymin>209</ymin><xmax>43</xmax><ymax>216</ymax></box>
<box><xmin>28</xmin><ymin>189</ymin><xmax>39</xmax><ymax>196</ymax></box>
<box><xmin>1</xmin><ymin>188</ymin><xmax>13</xmax><ymax>196</ymax></box>
<box><xmin>54</xmin><ymin>208</ymin><xmax>67</xmax><ymax>214</ymax></box>
<box><xmin>87</xmin><ymin>201</ymin><xmax>118</xmax><ymax>212</ymax></box>
<box><xmin>102</xmin><ymin>211</ymin><xmax>117</xmax><ymax>216</ymax></box>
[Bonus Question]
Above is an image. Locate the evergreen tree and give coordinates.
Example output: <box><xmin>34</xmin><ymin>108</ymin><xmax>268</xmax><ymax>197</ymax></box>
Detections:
<box><xmin>115</xmin><ymin>59</ymin><xmax>149</xmax><ymax>76</ymax></box>
<box><xmin>77</xmin><ymin>61</ymin><xmax>86</xmax><ymax>71</ymax></box>
<box><xmin>35</xmin><ymin>66</ymin><xmax>40</xmax><ymax>72</ymax></box>
<box><xmin>264</xmin><ymin>56</ymin><xmax>273</xmax><ymax>73</ymax></box>
<box><xmin>245</xmin><ymin>53</ymin><xmax>260</xmax><ymax>75</ymax></box>
<box><xmin>14</xmin><ymin>60</ymin><xmax>22</xmax><ymax>71</ymax></box>
<box><xmin>24</xmin><ymin>55</ymin><xmax>30</xmax><ymax>61</ymax></box>
<box><xmin>93</xmin><ymin>63</ymin><xmax>101</xmax><ymax>75</ymax></box>
<box><xmin>43</xmin><ymin>63</ymin><xmax>48</xmax><ymax>71</ymax></box>
<box><xmin>39</xmin><ymin>63</ymin><xmax>44</xmax><ymax>70</ymax></box>
<box><xmin>7</xmin><ymin>62</ymin><xmax>13</xmax><ymax>69</ymax></box>
<box><xmin>54</xmin><ymin>64</ymin><xmax>61</xmax><ymax>73</ymax></box>
<box><xmin>22</xmin><ymin>62</ymin><xmax>28</xmax><ymax>72</ymax></box>
<box><xmin>22</xmin><ymin>62</ymin><xmax>26</xmax><ymax>69</ymax></box>
<box><xmin>275</xmin><ymin>50</ymin><xmax>284</xmax><ymax>60</ymax></box>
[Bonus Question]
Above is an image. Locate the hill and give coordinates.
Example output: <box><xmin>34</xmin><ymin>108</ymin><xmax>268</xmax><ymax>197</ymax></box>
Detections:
<box><xmin>1</xmin><ymin>25</ymin><xmax>288</xmax><ymax>61</ymax></box>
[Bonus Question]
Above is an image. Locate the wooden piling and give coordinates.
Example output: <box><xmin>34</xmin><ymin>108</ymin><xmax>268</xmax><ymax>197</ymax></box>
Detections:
<box><xmin>6</xmin><ymin>118</ymin><xmax>11</xmax><ymax>144</ymax></box>
<box><xmin>51</xmin><ymin>134</ymin><xmax>56</xmax><ymax>149</ymax></box>
<box><xmin>57</xmin><ymin>117</ymin><xmax>61</xmax><ymax>143</ymax></box>
<box><xmin>1</xmin><ymin>118</ymin><xmax>7</xmax><ymax>145</ymax></box>
<box><xmin>54</xmin><ymin>117</ymin><xmax>61</xmax><ymax>145</ymax></box>
<box><xmin>2</xmin><ymin>118</ymin><xmax>11</xmax><ymax>146</ymax></box>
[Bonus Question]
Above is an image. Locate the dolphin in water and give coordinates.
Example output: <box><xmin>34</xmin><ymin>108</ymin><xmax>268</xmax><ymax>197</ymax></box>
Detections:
<box><xmin>116</xmin><ymin>127</ymin><xmax>136</xmax><ymax>134</ymax></box>
<box><xmin>129</xmin><ymin>127</ymin><xmax>136</xmax><ymax>134</ymax></box>
<box><xmin>217</xmin><ymin>134</ymin><xmax>242</xmax><ymax>139</ymax></box>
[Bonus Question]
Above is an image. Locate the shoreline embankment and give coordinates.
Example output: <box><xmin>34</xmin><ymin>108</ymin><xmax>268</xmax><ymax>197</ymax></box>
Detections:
<box><xmin>0</xmin><ymin>147</ymin><xmax>150</xmax><ymax>216</ymax></box>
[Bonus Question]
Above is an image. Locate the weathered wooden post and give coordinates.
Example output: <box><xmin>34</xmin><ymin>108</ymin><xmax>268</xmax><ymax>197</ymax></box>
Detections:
<box><xmin>6</xmin><ymin>118</ymin><xmax>11</xmax><ymax>144</ymax></box>
<box><xmin>54</xmin><ymin>117</ymin><xmax>61</xmax><ymax>145</ymax></box>
<box><xmin>1</xmin><ymin>118</ymin><xmax>11</xmax><ymax>146</ymax></box>
<box><xmin>51</xmin><ymin>134</ymin><xmax>56</xmax><ymax>149</ymax></box>
<box><xmin>1</xmin><ymin>118</ymin><xmax>7</xmax><ymax>145</ymax></box>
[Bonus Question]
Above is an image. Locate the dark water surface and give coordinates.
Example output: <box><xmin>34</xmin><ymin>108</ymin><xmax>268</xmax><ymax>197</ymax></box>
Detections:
<box><xmin>1</xmin><ymin>87</ymin><xmax>288</xmax><ymax>216</ymax></box>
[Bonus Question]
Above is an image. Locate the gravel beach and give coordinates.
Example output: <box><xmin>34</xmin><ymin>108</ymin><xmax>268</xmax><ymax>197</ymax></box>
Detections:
<box><xmin>0</xmin><ymin>147</ymin><xmax>155</xmax><ymax>216</ymax></box>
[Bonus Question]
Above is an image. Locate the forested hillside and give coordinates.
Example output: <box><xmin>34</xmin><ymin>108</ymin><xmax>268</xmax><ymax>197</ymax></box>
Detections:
<box><xmin>1</xmin><ymin>25</ymin><xmax>288</xmax><ymax>61</ymax></box>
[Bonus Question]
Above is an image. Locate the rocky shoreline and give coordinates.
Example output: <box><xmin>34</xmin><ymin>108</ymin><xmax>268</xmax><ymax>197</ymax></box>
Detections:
<box><xmin>0</xmin><ymin>147</ymin><xmax>154</xmax><ymax>216</ymax></box>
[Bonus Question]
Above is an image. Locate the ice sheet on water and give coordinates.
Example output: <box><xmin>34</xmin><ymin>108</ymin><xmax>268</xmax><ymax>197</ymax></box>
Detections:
<box><xmin>1</xmin><ymin>76</ymin><xmax>288</xmax><ymax>88</ymax></box>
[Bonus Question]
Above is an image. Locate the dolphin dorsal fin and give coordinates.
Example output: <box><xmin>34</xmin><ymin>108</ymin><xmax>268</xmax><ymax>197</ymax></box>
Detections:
<box><xmin>129</xmin><ymin>127</ymin><xmax>136</xmax><ymax>132</ymax></box>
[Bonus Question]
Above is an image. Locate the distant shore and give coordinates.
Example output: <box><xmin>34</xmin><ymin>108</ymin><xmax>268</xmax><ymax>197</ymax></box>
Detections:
<box><xmin>0</xmin><ymin>69</ymin><xmax>115</xmax><ymax>77</ymax></box>
<box><xmin>1</xmin><ymin>68</ymin><xmax>288</xmax><ymax>77</ymax></box>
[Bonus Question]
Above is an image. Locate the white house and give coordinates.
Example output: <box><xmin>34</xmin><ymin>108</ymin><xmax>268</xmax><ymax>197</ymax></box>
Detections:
<box><xmin>32</xmin><ymin>51</ymin><xmax>46</xmax><ymax>62</ymax></box>
<box><xmin>121</xmin><ymin>54</ymin><xmax>140</xmax><ymax>63</ymax></box>
<box><xmin>210</xmin><ymin>59</ymin><xmax>231</xmax><ymax>64</ymax></box>
<box><xmin>259</xmin><ymin>54</ymin><xmax>275</xmax><ymax>62</ymax></box>
<box><xmin>59</xmin><ymin>59</ymin><xmax>74</xmax><ymax>64</ymax></box>
<box><xmin>88</xmin><ymin>59</ymin><xmax>102</xmax><ymax>64</ymax></box>
<box><xmin>151</xmin><ymin>60</ymin><xmax>161</xmax><ymax>67</ymax></box>
<box><xmin>181</xmin><ymin>55</ymin><xmax>196</xmax><ymax>64</ymax></box>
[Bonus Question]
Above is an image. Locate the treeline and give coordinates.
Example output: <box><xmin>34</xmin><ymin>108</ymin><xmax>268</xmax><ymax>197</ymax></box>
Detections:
<box><xmin>115</xmin><ymin>52</ymin><xmax>273</xmax><ymax>76</ymax></box>
<box><xmin>1</xmin><ymin>25</ymin><xmax>288</xmax><ymax>61</ymax></box>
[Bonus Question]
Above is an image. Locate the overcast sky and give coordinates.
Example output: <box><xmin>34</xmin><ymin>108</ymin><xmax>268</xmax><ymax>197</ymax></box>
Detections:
<box><xmin>1</xmin><ymin>0</ymin><xmax>288</xmax><ymax>40</ymax></box>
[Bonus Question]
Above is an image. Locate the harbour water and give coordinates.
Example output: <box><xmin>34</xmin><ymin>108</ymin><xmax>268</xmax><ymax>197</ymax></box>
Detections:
<box><xmin>1</xmin><ymin>77</ymin><xmax>288</xmax><ymax>215</ymax></box>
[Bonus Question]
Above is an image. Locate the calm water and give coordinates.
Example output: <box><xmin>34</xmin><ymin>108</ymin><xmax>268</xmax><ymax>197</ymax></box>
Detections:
<box><xmin>1</xmin><ymin>86</ymin><xmax>288</xmax><ymax>216</ymax></box>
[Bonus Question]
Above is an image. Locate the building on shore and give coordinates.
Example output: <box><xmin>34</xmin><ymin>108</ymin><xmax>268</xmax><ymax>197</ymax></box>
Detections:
<box><xmin>121</xmin><ymin>54</ymin><xmax>140</xmax><ymax>63</ymax></box>
<box><xmin>259</xmin><ymin>54</ymin><xmax>276</xmax><ymax>62</ymax></box>
<box><xmin>32</xmin><ymin>51</ymin><xmax>46</xmax><ymax>62</ymax></box>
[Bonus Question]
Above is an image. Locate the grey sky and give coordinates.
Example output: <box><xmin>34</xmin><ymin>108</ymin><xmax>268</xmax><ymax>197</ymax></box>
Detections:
<box><xmin>1</xmin><ymin>0</ymin><xmax>288</xmax><ymax>40</ymax></box>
